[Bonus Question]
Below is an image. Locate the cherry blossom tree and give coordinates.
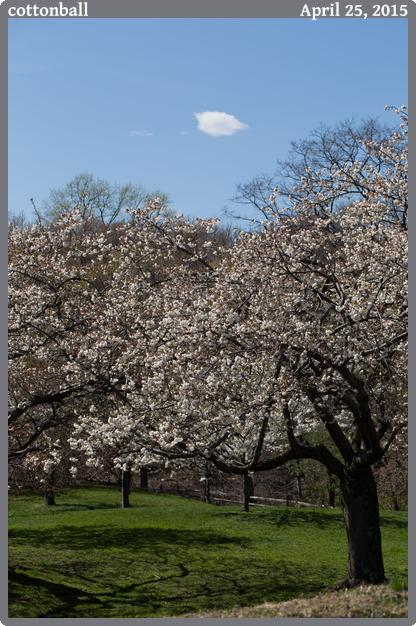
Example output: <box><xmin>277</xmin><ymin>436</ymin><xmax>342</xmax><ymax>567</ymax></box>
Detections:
<box><xmin>71</xmin><ymin>106</ymin><xmax>407</xmax><ymax>588</ymax></box>
<box><xmin>8</xmin><ymin>202</ymin><xmax>225</xmax><ymax>499</ymax></box>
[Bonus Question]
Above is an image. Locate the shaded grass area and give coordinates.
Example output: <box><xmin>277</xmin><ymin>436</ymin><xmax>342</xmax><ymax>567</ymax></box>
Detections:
<box><xmin>8</xmin><ymin>486</ymin><xmax>408</xmax><ymax>618</ymax></box>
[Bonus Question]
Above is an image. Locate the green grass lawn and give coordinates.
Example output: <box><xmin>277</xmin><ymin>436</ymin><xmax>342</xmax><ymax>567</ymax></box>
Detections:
<box><xmin>8</xmin><ymin>486</ymin><xmax>408</xmax><ymax>618</ymax></box>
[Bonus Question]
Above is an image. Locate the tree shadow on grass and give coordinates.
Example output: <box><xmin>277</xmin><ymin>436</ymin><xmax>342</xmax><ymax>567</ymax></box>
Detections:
<box><xmin>8</xmin><ymin>508</ymin><xmax>351</xmax><ymax>617</ymax></box>
<box><xmin>9</xmin><ymin>548</ymin><xmax>333</xmax><ymax>619</ymax></box>
<box><xmin>8</xmin><ymin>568</ymin><xmax>111</xmax><ymax>617</ymax></box>
<box><xmin>9</xmin><ymin>525</ymin><xmax>251</xmax><ymax>553</ymax></box>
<box><xmin>45</xmin><ymin>502</ymin><xmax>121</xmax><ymax>512</ymax></box>
<box><xmin>379</xmin><ymin>515</ymin><xmax>408</xmax><ymax>530</ymax></box>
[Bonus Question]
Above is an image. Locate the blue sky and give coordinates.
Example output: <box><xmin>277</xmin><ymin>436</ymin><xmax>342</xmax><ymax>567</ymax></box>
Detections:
<box><xmin>8</xmin><ymin>18</ymin><xmax>408</xmax><ymax>223</ymax></box>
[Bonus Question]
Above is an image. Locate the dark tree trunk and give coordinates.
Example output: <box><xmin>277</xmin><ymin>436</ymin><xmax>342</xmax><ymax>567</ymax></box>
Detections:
<box><xmin>202</xmin><ymin>465</ymin><xmax>211</xmax><ymax>503</ymax></box>
<box><xmin>338</xmin><ymin>465</ymin><xmax>385</xmax><ymax>587</ymax></box>
<box><xmin>44</xmin><ymin>483</ymin><xmax>56</xmax><ymax>506</ymax></box>
<box><xmin>203</xmin><ymin>476</ymin><xmax>211</xmax><ymax>503</ymax></box>
<box><xmin>242</xmin><ymin>474</ymin><xmax>254</xmax><ymax>512</ymax></box>
<box><xmin>121</xmin><ymin>469</ymin><xmax>131</xmax><ymax>508</ymax></box>
<box><xmin>44</xmin><ymin>471</ymin><xmax>56</xmax><ymax>505</ymax></box>
<box><xmin>327</xmin><ymin>469</ymin><xmax>336</xmax><ymax>507</ymax></box>
<box><xmin>139</xmin><ymin>468</ymin><xmax>148</xmax><ymax>490</ymax></box>
<box><xmin>295</xmin><ymin>459</ymin><xmax>303</xmax><ymax>501</ymax></box>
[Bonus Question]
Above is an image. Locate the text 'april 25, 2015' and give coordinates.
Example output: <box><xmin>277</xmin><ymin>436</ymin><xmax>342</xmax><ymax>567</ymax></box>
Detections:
<box><xmin>300</xmin><ymin>3</ymin><xmax>408</xmax><ymax>19</ymax></box>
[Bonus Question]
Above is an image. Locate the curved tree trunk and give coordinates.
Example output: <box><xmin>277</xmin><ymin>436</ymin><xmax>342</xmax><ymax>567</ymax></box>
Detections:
<box><xmin>338</xmin><ymin>465</ymin><xmax>385</xmax><ymax>587</ymax></box>
<box><xmin>211</xmin><ymin>442</ymin><xmax>387</xmax><ymax>587</ymax></box>
<box><xmin>121</xmin><ymin>468</ymin><xmax>131</xmax><ymax>508</ymax></box>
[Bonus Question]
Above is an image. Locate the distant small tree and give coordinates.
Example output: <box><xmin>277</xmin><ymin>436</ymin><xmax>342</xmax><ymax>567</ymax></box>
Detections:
<box><xmin>39</xmin><ymin>172</ymin><xmax>172</xmax><ymax>225</ymax></box>
<box><xmin>8</xmin><ymin>210</ymin><xmax>32</xmax><ymax>230</ymax></box>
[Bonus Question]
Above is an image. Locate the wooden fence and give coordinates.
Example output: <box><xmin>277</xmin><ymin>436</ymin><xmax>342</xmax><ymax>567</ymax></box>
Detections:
<box><xmin>155</xmin><ymin>486</ymin><xmax>321</xmax><ymax>508</ymax></box>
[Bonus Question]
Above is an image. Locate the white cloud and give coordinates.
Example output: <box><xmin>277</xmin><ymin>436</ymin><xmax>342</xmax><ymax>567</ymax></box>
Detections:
<box><xmin>180</xmin><ymin>131</ymin><xmax>189</xmax><ymax>135</ymax></box>
<box><xmin>130</xmin><ymin>130</ymin><xmax>154</xmax><ymax>136</ymax></box>
<box><xmin>193</xmin><ymin>111</ymin><xmax>249</xmax><ymax>137</ymax></box>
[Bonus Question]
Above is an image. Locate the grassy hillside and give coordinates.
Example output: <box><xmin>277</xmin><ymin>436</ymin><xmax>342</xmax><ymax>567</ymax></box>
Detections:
<box><xmin>175</xmin><ymin>584</ymin><xmax>408</xmax><ymax>618</ymax></box>
<box><xmin>8</xmin><ymin>486</ymin><xmax>408</xmax><ymax>618</ymax></box>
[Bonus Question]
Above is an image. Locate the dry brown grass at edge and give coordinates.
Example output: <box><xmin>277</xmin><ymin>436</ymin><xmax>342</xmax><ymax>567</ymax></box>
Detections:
<box><xmin>174</xmin><ymin>584</ymin><xmax>408</xmax><ymax>618</ymax></box>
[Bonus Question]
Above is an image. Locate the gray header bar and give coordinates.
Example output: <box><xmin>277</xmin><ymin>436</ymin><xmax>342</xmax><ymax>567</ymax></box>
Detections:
<box><xmin>2</xmin><ymin>0</ymin><xmax>412</xmax><ymax>19</ymax></box>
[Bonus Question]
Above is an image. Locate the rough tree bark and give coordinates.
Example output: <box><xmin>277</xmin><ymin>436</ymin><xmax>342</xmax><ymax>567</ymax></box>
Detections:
<box><xmin>337</xmin><ymin>465</ymin><xmax>385</xmax><ymax>588</ymax></box>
